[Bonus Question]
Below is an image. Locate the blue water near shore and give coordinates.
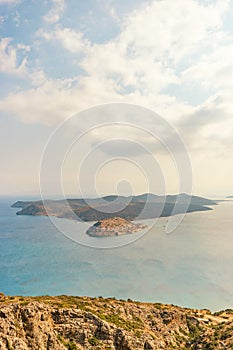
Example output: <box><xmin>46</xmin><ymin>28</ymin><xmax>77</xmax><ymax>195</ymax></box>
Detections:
<box><xmin>0</xmin><ymin>197</ymin><xmax>233</xmax><ymax>311</ymax></box>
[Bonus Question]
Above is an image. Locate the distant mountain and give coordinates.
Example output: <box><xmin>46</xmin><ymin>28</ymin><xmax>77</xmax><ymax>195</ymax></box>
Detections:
<box><xmin>166</xmin><ymin>193</ymin><xmax>216</xmax><ymax>206</ymax></box>
<box><xmin>133</xmin><ymin>193</ymin><xmax>160</xmax><ymax>202</ymax></box>
<box><xmin>12</xmin><ymin>193</ymin><xmax>217</xmax><ymax>222</ymax></box>
<box><xmin>134</xmin><ymin>193</ymin><xmax>216</xmax><ymax>206</ymax></box>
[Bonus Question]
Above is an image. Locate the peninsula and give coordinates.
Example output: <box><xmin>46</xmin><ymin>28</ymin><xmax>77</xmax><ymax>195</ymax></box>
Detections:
<box><xmin>12</xmin><ymin>193</ymin><xmax>217</xmax><ymax>222</ymax></box>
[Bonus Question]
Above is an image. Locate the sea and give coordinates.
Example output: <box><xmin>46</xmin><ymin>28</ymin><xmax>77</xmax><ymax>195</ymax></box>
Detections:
<box><xmin>0</xmin><ymin>197</ymin><xmax>233</xmax><ymax>312</ymax></box>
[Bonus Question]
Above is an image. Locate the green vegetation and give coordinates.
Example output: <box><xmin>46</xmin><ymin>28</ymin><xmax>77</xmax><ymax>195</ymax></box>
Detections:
<box><xmin>88</xmin><ymin>336</ymin><xmax>100</xmax><ymax>346</ymax></box>
<box><xmin>67</xmin><ymin>341</ymin><xmax>77</xmax><ymax>350</ymax></box>
<box><xmin>96</xmin><ymin>312</ymin><xmax>143</xmax><ymax>332</ymax></box>
<box><xmin>186</xmin><ymin>318</ymin><xmax>203</xmax><ymax>346</ymax></box>
<box><xmin>21</xmin><ymin>301</ymin><xmax>29</xmax><ymax>306</ymax></box>
<box><xmin>57</xmin><ymin>334</ymin><xmax>78</xmax><ymax>349</ymax></box>
<box><xmin>57</xmin><ymin>334</ymin><xmax>67</xmax><ymax>346</ymax></box>
<box><xmin>6</xmin><ymin>339</ymin><xmax>13</xmax><ymax>350</ymax></box>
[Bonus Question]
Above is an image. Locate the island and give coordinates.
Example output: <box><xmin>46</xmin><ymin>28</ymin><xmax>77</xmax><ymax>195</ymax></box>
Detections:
<box><xmin>11</xmin><ymin>193</ymin><xmax>218</xmax><ymax>223</ymax></box>
<box><xmin>86</xmin><ymin>217</ymin><xmax>147</xmax><ymax>237</ymax></box>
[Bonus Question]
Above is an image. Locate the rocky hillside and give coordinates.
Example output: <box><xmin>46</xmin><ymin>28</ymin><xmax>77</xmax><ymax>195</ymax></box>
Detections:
<box><xmin>0</xmin><ymin>293</ymin><xmax>233</xmax><ymax>350</ymax></box>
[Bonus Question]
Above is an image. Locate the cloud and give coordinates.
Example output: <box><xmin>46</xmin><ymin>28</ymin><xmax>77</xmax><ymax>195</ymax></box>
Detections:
<box><xmin>0</xmin><ymin>37</ymin><xmax>47</xmax><ymax>86</ymax></box>
<box><xmin>178</xmin><ymin>91</ymin><xmax>233</xmax><ymax>156</ymax></box>
<box><xmin>0</xmin><ymin>75</ymin><xmax>191</xmax><ymax>126</ymax></box>
<box><xmin>182</xmin><ymin>42</ymin><xmax>233</xmax><ymax>90</ymax></box>
<box><xmin>13</xmin><ymin>10</ymin><xmax>20</xmax><ymax>27</ymax></box>
<box><xmin>38</xmin><ymin>27</ymin><xmax>90</xmax><ymax>53</ymax></box>
<box><xmin>43</xmin><ymin>0</ymin><xmax>65</xmax><ymax>24</ymax></box>
<box><xmin>17</xmin><ymin>43</ymin><xmax>31</xmax><ymax>52</ymax></box>
<box><xmin>117</xmin><ymin>0</ymin><xmax>228</xmax><ymax>64</ymax></box>
<box><xmin>29</xmin><ymin>69</ymin><xmax>47</xmax><ymax>86</ymax></box>
<box><xmin>0</xmin><ymin>78</ymin><xmax>80</xmax><ymax>124</ymax></box>
<box><xmin>0</xmin><ymin>37</ymin><xmax>27</xmax><ymax>75</ymax></box>
<box><xmin>37</xmin><ymin>0</ymin><xmax>230</xmax><ymax>102</ymax></box>
<box><xmin>0</xmin><ymin>0</ymin><xmax>231</xmax><ymax>144</ymax></box>
<box><xmin>182</xmin><ymin>86</ymin><xmax>233</xmax><ymax>134</ymax></box>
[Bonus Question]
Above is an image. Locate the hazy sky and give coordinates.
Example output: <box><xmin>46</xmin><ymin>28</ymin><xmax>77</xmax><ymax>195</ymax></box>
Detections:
<box><xmin>0</xmin><ymin>0</ymin><xmax>233</xmax><ymax>197</ymax></box>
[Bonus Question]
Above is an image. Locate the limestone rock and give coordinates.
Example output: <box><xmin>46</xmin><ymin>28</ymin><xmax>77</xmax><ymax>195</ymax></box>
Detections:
<box><xmin>0</xmin><ymin>295</ymin><xmax>233</xmax><ymax>349</ymax></box>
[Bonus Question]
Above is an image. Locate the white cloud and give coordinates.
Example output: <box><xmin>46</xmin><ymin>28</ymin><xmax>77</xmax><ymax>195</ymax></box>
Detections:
<box><xmin>0</xmin><ymin>77</ymin><xmax>117</xmax><ymax>124</ymax></box>
<box><xmin>30</xmin><ymin>69</ymin><xmax>47</xmax><ymax>86</ymax></box>
<box><xmin>178</xmin><ymin>90</ymin><xmax>233</xmax><ymax>158</ymax></box>
<box><xmin>17</xmin><ymin>43</ymin><xmax>31</xmax><ymax>52</ymax></box>
<box><xmin>118</xmin><ymin>0</ymin><xmax>229</xmax><ymax>64</ymax></box>
<box><xmin>0</xmin><ymin>0</ymin><xmax>231</xmax><ymax>138</ymax></box>
<box><xmin>45</xmin><ymin>0</ymin><xmax>229</xmax><ymax>99</ymax></box>
<box><xmin>43</xmin><ymin>0</ymin><xmax>65</xmax><ymax>24</ymax></box>
<box><xmin>38</xmin><ymin>27</ymin><xmax>90</xmax><ymax>53</ymax></box>
<box><xmin>0</xmin><ymin>36</ymin><xmax>49</xmax><ymax>90</ymax></box>
<box><xmin>0</xmin><ymin>79</ymin><xmax>78</xmax><ymax>124</ymax></box>
<box><xmin>13</xmin><ymin>10</ymin><xmax>20</xmax><ymax>27</ymax></box>
<box><xmin>182</xmin><ymin>42</ymin><xmax>233</xmax><ymax>90</ymax></box>
<box><xmin>0</xmin><ymin>37</ymin><xmax>27</xmax><ymax>75</ymax></box>
<box><xmin>0</xmin><ymin>73</ymin><xmax>191</xmax><ymax>126</ymax></box>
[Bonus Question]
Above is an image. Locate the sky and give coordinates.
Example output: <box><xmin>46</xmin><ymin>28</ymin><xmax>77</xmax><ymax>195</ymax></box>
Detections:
<box><xmin>0</xmin><ymin>0</ymin><xmax>233</xmax><ymax>197</ymax></box>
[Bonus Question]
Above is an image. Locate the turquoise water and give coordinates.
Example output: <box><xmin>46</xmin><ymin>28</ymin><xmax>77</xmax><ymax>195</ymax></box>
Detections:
<box><xmin>0</xmin><ymin>197</ymin><xmax>233</xmax><ymax>311</ymax></box>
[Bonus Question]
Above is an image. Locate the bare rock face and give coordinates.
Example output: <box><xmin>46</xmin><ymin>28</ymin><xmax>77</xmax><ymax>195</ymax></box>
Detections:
<box><xmin>0</xmin><ymin>294</ymin><xmax>233</xmax><ymax>350</ymax></box>
<box><xmin>86</xmin><ymin>217</ymin><xmax>147</xmax><ymax>237</ymax></box>
<box><xmin>0</xmin><ymin>302</ymin><xmax>66</xmax><ymax>350</ymax></box>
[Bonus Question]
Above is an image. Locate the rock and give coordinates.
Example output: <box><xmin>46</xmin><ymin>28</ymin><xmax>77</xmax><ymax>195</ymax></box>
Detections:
<box><xmin>0</xmin><ymin>295</ymin><xmax>233</xmax><ymax>349</ymax></box>
<box><xmin>144</xmin><ymin>340</ymin><xmax>154</xmax><ymax>349</ymax></box>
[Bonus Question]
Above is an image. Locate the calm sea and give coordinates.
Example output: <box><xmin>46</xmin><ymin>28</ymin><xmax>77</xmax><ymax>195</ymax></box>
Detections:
<box><xmin>0</xmin><ymin>197</ymin><xmax>233</xmax><ymax>311</ymax></box>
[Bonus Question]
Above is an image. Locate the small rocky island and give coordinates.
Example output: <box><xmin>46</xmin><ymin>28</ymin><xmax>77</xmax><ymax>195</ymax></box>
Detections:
<box><xmin>86</xmin><ymin>217</ymin><xmax>147</xmax><ymax>237</ymax></box>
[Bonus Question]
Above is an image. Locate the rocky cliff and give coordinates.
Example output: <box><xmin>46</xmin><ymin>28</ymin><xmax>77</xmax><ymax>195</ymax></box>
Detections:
<box><xmin>0</xmin><ymin>294</ymin><xmax>233</xmax><ymax>349</ymax></box>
